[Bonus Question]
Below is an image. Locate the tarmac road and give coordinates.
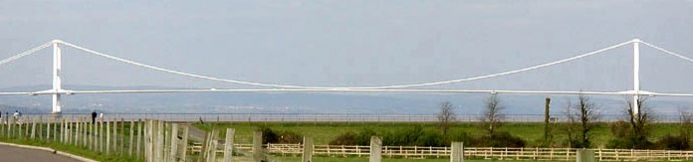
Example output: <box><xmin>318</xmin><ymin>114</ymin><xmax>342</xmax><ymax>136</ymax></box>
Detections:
<box><xmin>0</xmin><ymin>144</ymin><xmax>82</xmax><ymax>162</ymax></box>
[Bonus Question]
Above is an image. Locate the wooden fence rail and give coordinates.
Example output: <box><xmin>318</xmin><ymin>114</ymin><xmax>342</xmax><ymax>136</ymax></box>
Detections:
<box><xmin>190</xmin><ymin>143</ymin><xmax>693</xmax><ymax>161</ymax></box>
<box><xmin>3</xmin><ymin>116</ymin><xmax>693</xmax><ymax>162</ymax></box>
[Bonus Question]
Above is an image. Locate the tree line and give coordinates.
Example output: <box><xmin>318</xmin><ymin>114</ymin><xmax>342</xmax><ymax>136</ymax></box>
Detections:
<box><xmin>322</xmin><ymin>94</ymin><xmax>692</xmax><ymax>150</ymax></box>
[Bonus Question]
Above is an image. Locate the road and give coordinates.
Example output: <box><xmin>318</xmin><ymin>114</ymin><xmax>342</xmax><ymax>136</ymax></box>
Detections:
<box><xmin>0</xmin><ymin>144</ymin><xmax>82</xmax><ymax>162</ymax></box>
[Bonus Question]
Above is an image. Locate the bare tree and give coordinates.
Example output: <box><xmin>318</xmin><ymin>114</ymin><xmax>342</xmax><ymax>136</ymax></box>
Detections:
<box><xmin>625</xmin><ymin>97</ymin><xmax>653</xmax><ymax>148</ymax></box>
<box><xmin>563</xmin><ymin>100</ymin><xmax>578</xmax><ymax>148</ymax></box>
<box><xmin>575</xmin><ymin>95</ymin><xmax>599</xmax><ymax>148</ymax></box>
<box><xmin>678</xmin><ymin>109</ymin><xmax>692</xmax><ymax>143</ymax></box>
<box><xmin>543</xmin><ymin>97</ymin><xmax>552</xmax><ymax>146</ymax></box>
<box><xmin>481</xmin><ymin>94</ymin><xmax>504</xmax><ymax>135</ymax></box>
<box><xmin>437</xmin><ymin>102</ymin><xmax>457</xmax><ymax>135</ymax></box>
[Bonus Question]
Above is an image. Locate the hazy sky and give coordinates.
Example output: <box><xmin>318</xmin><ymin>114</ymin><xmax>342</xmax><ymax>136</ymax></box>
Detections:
<box><xmin>1</xmin><ymin>1</ymin><xmax>693</xmax><ymax>93</ymax></box>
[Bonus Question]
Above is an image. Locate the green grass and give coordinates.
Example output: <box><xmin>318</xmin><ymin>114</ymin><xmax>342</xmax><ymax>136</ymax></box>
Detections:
<box><xmin>0</xmin><ymin>137</ymin><xmax>140</xmax><ymax>162</ymax></box>
<box><xmin>268</xmin><ymin>156</ymin><xmax>569</xmax><ymax>162</ymax></box>
<box><xmin>271</xmin><ymin>156</ymin><xmax>563</xmax><ymax>162</ymax></box>
<box><xmin>0</xmin><ymin>122</ymin><xmax>142</xmax><ymax>162</ymax></box>
<box><xmin>194</xmin><ymin>122</ymin><xmax>684</xmax><ymax>147</ymax></box>
<box><xmin>267</xmin><ymin>156</ymin><xmax>693</xmax><ymax>162</ymax></box>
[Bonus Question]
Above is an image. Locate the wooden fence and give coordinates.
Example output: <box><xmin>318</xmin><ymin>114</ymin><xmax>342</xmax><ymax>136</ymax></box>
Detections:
<box><xmin>0</xmin><ymin>116</ymin><xmax>145</xmax><ymax>160</ymax></box>
<box><xmin>2</xmin><ymin>116</ymin><xmax>693</xmax><ymax>162</ymax></box>
<box><xmin>190</xmin><ymin>143</ymin><xmax>693</xmax><ymax>161</ymax></box>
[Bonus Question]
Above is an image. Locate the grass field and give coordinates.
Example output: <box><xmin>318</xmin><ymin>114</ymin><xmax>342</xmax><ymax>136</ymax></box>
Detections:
<box><xmin>0</xmin><ymin>121</ymin><xmax>686</xmax><ymax>162</ymax></box>
<box><xmin>0</xmin><ymin>138</ymin><xmax>138</xmax><ymax>162</ymax></box>
<box><xmin>267</xmin><ymin>156</ymin><xmax>692</xmax><ymax>162</ymax></box>
<box><xmin>194</xmin><ymin>122</ymin><xmax>683</xmax><ymax>147</ymax></box>
<box><xmin>270</xmin><ymin>156</ymin><xmax>569</xmax><ymax>162</ymax></box>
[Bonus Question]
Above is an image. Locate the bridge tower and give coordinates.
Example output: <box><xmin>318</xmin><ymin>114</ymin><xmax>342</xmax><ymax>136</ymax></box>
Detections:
<box><xmin>52</xmin><ymin>40</ymin><xmax>62</xmax><ymax>114</ymax></box>
<box><xmin>632</xmin><ymin>39</ymin><xmax>641</xmax><ymax>116</ymax></box>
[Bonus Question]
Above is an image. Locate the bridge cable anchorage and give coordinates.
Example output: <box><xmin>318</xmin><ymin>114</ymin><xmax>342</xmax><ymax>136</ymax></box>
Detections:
<box><xmin>641</xmin><ymin>41</ymin><xmax>693</xmax><ymax>64</ymax></box>
<box><xmin>57</xmin><ymin>39</ymin><xmax>633</xmax><ymax>89</ymax></box>
<box><xmin>0</xmin><ymin>41</ymin><xmax>52</xmax><ymax>67</ymax></box>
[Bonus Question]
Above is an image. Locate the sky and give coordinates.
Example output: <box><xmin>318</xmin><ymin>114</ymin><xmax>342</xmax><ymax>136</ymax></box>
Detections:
<box><xmin>1</xmin><ymin>1</ymin><xmax>693</xmax><ymax>94</ymax></box>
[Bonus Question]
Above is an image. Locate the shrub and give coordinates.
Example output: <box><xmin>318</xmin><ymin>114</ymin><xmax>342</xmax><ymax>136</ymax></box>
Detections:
<box><xmin>445</xmin><ymin>130</ymin><xmax>473</xmax><ymax>146</ymax></box>
<box><xmin>474</xmin><ymin>132</ymin><xmax>526</xmax><ymax>147</ymax></box>
<box><xmin>355</xmin><ymin>129</ymin><xmax>377</xmax><ymax>145</ymax></box>
<box><xmin>607</xmin><ymin>135</ymin><xmax>654</xmax><ymax>149</ymax></box>
<box><xmin>609</xmin><ymin>121</ymin><xmax>630</xmax><ymax>138</ymax></box>
<box><xmin>258</xmin><ymin>127</ymin><xmax>303</xmax><ymax>144</ymax></box>
<box><xmin>330</xmin><ymin>129</ymin><xmax>377</xmax><ymax>145</ymax></box>
<box><xmin>329</xmin><ymin>132</ymin><xmax>357</xmax><ymax>145</ymax></box>
<box><xmin>329</xmin><ymin>128</ymin><xmax>526</xmax><ymax>147</ymax></box>
<box><xmin>655</xmin><ymin>134</ymin><xmax>690</xmax><ymax>150</ymax></box>
<box><xmin>414</xmin><ymin>131</ymin><xmax>445</xmax><ymax>147</ymax></box>
<box><xmin>383</xmin><ymin>126</ymin><xmax>424</xmax><ymax>146</ymax></box>
<box><xmin>259</xmin><ymin>127</ymin><xmax>278</xmax><ymax>144</ymax></box>
<box><xmin>278</xmin><ymin>130</ymin><xmax>303</xmax><ymax>143</ymax></box>
<box><xmin>606</xmin><ymin>121</ymin><xmax>654</xmax><ymax>149</ymax></box>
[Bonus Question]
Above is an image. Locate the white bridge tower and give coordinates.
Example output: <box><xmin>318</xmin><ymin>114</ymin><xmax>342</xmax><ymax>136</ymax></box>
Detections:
<box><xmin>632</xmin><ymin>39</ymin><xmax>641</xmax><ymax>116</ymax></box>
<box><xmin>52</xmin><ymin>40</ymin><xmax>62</xmax><ymax>114</ymax></box>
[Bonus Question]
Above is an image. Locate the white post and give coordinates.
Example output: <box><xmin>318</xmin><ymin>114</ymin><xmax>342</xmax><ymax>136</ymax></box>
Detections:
<box><xmin>52</xmin><ymin>40</ymin><xmax>62</xmax><ymax>114</ymax></box>
<box><xmin>369</xmin><ymin>136</ymin><xmax>382</xmax><ymax>162</ymax></box>
<box><xmin>451</xmin><ymin>142</ymin><xmax>464</xmax><ymax>162</ymax></box>
<box><xmin>632</xmin><ymin>39</ymin><xmax>640</xmax><ymax>116</ymax></box>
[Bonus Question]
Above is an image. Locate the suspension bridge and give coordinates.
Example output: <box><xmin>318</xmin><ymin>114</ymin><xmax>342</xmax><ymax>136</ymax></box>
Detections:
<box><xmin>0</xmin><ymin>38</ymin><xmax>692</xmax><ymax>115</ymax></box>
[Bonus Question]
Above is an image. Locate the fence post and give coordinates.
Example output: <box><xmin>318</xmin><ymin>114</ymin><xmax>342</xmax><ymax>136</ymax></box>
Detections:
<box><xmin>113</xmin><ymin>118</ymin><xmax>118</xmax><ymax>154</ymax></box>
<box><xmin>169</xmin><ymin>123</ymin><xmax>179</xmax><ymax>162</ymax></box>
<box><xmin>162</xmin><ymin>123</ymin><xmax>169</xmax><ymax>162</ymax></box>
<box><xmin>223</xmin><ymin>128</ymin><xmax>235</xmax><ymax>162</ymax></box>
<box><xmin>129</xmin><ymin>120</ymin><xmax>135</xmax><ymax>156</ymax></box>
<box><xmin>207</xmin><ymin>132</ymin><xmax>218</xmax><ymax>162</ymax></box>
<box><xmin>137</xmin><ymin>119</ymin><xmax>143</xmax><ymax>160</ymax></box>
<box><xmin>75</xmin><ymin>118</ymin><xmax>80</xmax><ymax>146</ymax></box>
<box><xmin>64</xmin><ymin>118</ymin><xmax>69</xmax><ymax>144</ymax></box>
<box><xmin>156</xmin><ymin>120</ymin><xmax>164</xmax><ymax>162</ymax></box>
<box><xmin>303</xmin><ymin>136</ymin><xmax>313</xmax><ymax>162</ymax></box>
<box><xmin>120</xmin><ymin>118</ymin><xmax>125</xmax><ymax>155</ymax></box>
<box><xmin>576</xmin><ymin>149</ymin><xmax>595</xmax><ymax>162</ymax></box>
<box><xmin>98</xmin><ymin>117</ymin><xmax>103</xmax><ymax>153</ymax></box>
<box><xmin>30</xmin><ymin>118</ymin><xmax>36</xmax><ymax>139</ymax></box>
<box><xmin>0</xmin><ymin>116</ymin><xmax>4</xmax><ymax>138</ymax></box>
<box><xmin>85</xmin><ymin>118</ymin><xmax>89</xmax><ymax>147</ymax></box>
<box><xmin>38</xmin><ymin>117</ymin><xmax>43</xmax><ymax>140</ymax></box>
<box><xmin>60</xmin><ymin>118</ymin><xmax>65</xmax><ymax>143</ymax></box>
<box><xmin>451</xmin><ymin>142</ymin><xmax>464</xmax><ymax>162</ymax></box>
<box><xmin>93</xmin><ymin>118</ymin><xmax>97</xmax><ymax>151</ymax></box>
<box><xmin>66</xmin><ymin>118</ymin><xmax>70</xmax><ymax>143</ymax></box>
<box><xmin>369</xmin><ymin>136</ymin><xmax>382</xmax><ymax>162</ymax></box>
<box><xmin>25</xmin><ymin>118</ymin><xmax>29</xmax><ymax>138</ymax></box>
<box><xmin>202</xmin><ymin>129</ymin><xmax>217</xmax><ymax>162</ymax></box>
<box><xmin>19</xmin><ymin>117</ymin><xmax>24</xmax><ymax>138</ymax></box>
<box><xmin>145</xmin><ymin>120</ymin><xmax>153</xmax><ymax>162</ymax></box>
<box><xmin>82</xmin><ymin>118</ymin><xmax>87</xmax><ymax>147</ymax></box>
<box><xmin>7</xmin><ymin>117</ymin><xmax>11</xmax><ymax>138</ymax></box>
<box><xmin>253</xmin><ymin>131</ymin><xmax>264</xmax><ymax>162</ymax></box>
<box><xmin>180</xmin><ymin>126</ymin><xmax>189</xmax><ymax>162</ymax></box>
<box><xmin>46</xmin><ymin>117</ymin><xmax>51</xmax><ymax>140</ymax></box>
<box><xmin>88</xmin><ymin>118</ymin><xmax>92</xmax><ymax>149</ymax></box>
<box><xmin>106</xmin><ymin>118</ymin><xmax>111</xmax><ymax>155</ymax></box>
